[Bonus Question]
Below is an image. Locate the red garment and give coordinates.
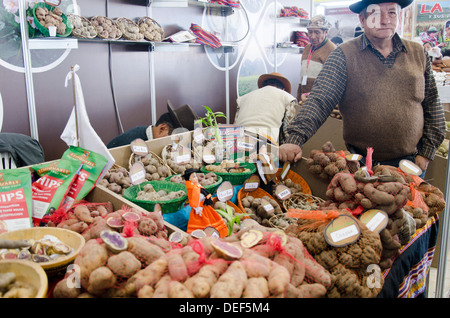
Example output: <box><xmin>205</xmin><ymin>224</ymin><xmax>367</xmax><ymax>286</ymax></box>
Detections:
<box><xmin>185</xmin><ymin>180</ymin><xmax>228</xmax><ymax>237</ymax></box>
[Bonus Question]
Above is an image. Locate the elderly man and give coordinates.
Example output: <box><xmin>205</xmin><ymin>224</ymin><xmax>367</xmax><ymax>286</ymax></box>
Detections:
<box><xmin>297</xmin><ymin>15</ymin><xmax>336</xmax><ymax>99</ymax></box>
<box><xmin>280</xmin><ymin>0</ymin><xmax>445</xmax><ymax>179</ymax></box>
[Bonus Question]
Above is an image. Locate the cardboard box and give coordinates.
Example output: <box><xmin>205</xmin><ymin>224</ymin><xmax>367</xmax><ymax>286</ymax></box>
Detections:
<box><xmin>108</xmin><ymin>131</ymin><xmax>193</xmax><ymax>169</ymax></box>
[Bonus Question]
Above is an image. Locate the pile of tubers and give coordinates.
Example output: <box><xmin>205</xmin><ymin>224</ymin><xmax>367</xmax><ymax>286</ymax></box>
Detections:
<box><xmin>46</xmin><ymin>202</ymin><xmax>168</xmax><ymax>242</ymax></box>
<box><xmin>276</xmin><ymin>178</ymin><xmax>303</xmax><ymax>195</ymax></box>
<box><xmin>68</xmin><ymin>15</ymin><xmax>97</xmax><ymax>38</ymax></box>
<box><xmin>53</xmin><ymin>219</ymin><xmax>332</xmax><ymax>298</ymax></box>
<box><xmin>136</xmin><ymin>183</ymin><xmax>186</xmax><ymax>202</ymax></box>
<box><xmin>168</xmin><ymin>172</ymin><xmax>218</xmax><ymax>187</ymax></box>
<box><xmin>0</xmin><ymin>272</ymin><xmax>36</xmax><ymax>298</ymax></box>
<box><xmin>162</xmin><ymin>145</ymin><xmax>202</xmax><ymax>175</ymax></box>
<box><xmin>306</xmin><ymin>142</ymin><xmax>359</xmax><ymax>179</ymax></box>
<box><xmin>99</xmin><ymin>165</ymin><xmax>132</xmax><ymax>194</ymax></box>
<box><xmin>240</xmin><ymin>195</ymin><xmax>283</xmax><ymax>227</ymax></box>
<box><xmin>138</xmin><ymin>18</ymin><xmax>164</xmax><ymax>41</ymax></box>
<box><xmin>285</xmin><ymin>210</ymin><xmax>384</xmax><ymax>298</ymax></box>
<box><xmin>90</xmin><ymin>16</ymin><xmax>122</xmax><ymax>39</ymax></box>
<box><xmin>204</xmin><ymin>160</ymin><xmax>251</xmax><ymax>174</ymax></box>
<box><xmin>35</xmin><ymin>6</ymin><xmax>67</xmax><ymax>35</ymax></box>
<box><xmin>0</xmin><ymin>236</ymin><xmax>72</xmax><ymax>264</ymax></box>
<box><xmin>115</xmin><ymin>18</ymin><xmax>144</xmax><ymax>41</ymax></box>
<box><xmin>325</xmin><ymin>172</ymin><xmax>410</xmax><ymax>214</ymax></box>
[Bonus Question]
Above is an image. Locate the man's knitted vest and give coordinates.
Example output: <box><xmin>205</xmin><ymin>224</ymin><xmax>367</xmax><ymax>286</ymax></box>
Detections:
<box><xmin>339</xmin><ymin>36</ymin><xmax>426</xmax><ymax>161</ymax></box>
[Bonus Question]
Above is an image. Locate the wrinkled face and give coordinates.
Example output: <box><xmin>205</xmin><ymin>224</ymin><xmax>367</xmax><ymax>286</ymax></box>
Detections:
<box><xmin>423</xmin><ymin>42</ymin><xmax>432</xmax><ymax>51</ymax></box>
<box><xmin>360</xmin><ymin>2</ymin><xmax>400</xmax><ymax>41</ymax></box>
<box><xmin>307</xmin><ymin>29</ymin><xmax>327</xmax><ymax>47</ymax></box>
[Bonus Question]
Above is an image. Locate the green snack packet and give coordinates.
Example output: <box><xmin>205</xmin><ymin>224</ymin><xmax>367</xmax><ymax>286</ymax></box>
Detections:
<box><xmin>31</xmin><ymin>159</ymin><xmax>81</xmax><ymax>227</ymax></box>
<box><xmin>61</xmin><ymin>146</ymin><xmax>108</xmax><ymax>208</ymax></box>
<box><xmin>0</xmin><ymin>168</ymin><xmax>33</xmax><ymax>233</ymax></box>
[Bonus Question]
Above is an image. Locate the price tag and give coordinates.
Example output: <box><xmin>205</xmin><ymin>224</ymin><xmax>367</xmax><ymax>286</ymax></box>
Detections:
<box><xmin>130</xmin><ymin>138</ymin><xmax>148</xmax><ymax>157</ymax></box>
<box><xmin>261</xmin><ymin>199</ymin><xmax>274</xmax><ymax>213</ymax></box>
<box><xmin>399</xmin><ymin>159</ymin><xmax>422</xmax><ymax>176</ymax></box>
<box><xmin>129</xmin><ymin>162</ymin><xmax>146</xmax><ymax>185</ymax></box>
<box><xmin>204</xmin><ymin>226</ymin><xmax>220</xmax><ymax>238</ymax></box>
<box><xmin>359</xmin><ymin>209</ymin><xmax>388</xmax><ymax>233</ymax></box>
<box><xmin>345</xmin><ymin>153</ymin><xmax>362</xmax><ymax>161</ymax></box>
<box><xmin>275</xmin><ymin>184</ymin><xmax>291</xmax><ymax>201</ymax></box>
<box><xmin>280</xmin><ymin>161</ymin><xmax>291</xmax><ymax>180</ymax></box>
<box><xmin>217</xmin><ymin>181</ymin><xmax>234</xmax><ymax>202</ymax></box>
<box><xmin>44</xmin><ymin>0</ymin><xmax>61</xmax><ymax>6</ymax></box>
<box><xmin>243</xmin><ymin>175</ymin><xmax>260</xmax><ymax>192</ymax></box>
<box><xmin>324</xmin><ymin>215</ymin><xmax>361</xmax><ymax>247</ymax></box>
<box><xmin>237</xmin><ymin>141</ymin><xmax>255</xmax><ymax>151</ymax></box>
<box><xmin>193</xmin><ymin>129</ymin><xmax>205</xmax><ymax>144</ymax></box>
<box><xmin>175</xmin><ymin>154</ymin><xmax>191</xmax><ymax>165</ymax></box>
<box><xmin>203</xmin><ymin>154</ymin><xmax>216</xmax><ymax>164</ymax></box>
<box><xmin>244</xmin><ymin>182</ymin><xmax>259</xmax><ymax>190</ymax></box>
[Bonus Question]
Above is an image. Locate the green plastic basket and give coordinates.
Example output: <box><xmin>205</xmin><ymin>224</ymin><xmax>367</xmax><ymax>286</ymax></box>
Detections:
<box><xmin>122</xmin><ymin>181</ymin><xmax>187</xmax><ymax>214</ymax></box>
<box><xmin>200</xmin><ymin>162</ymin><xmax>256</xmax><ymax>185</ymax></box>
<box><xmin>165</xmin><ymin>173</ymin><xmax>223</xmax><ymax>194</ymax></box>
<box><xmin>32</xmin><ymin>3</ymin><xmax>72</xmax><ymax>38</ymax></box>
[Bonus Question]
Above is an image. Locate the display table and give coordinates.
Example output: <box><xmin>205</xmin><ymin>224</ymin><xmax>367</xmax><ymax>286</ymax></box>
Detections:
<box><xmin>379</xmin><ymin>216</ymin><xmax>439</xmax><ymax>298</ymax></box>
<box><xmin>106</xmin><ymin>131</ymin><xmax>443</xmax><ymax>298</ymax></box>
<box><xmin>292</xmin><ymin>158</ymin><xmax>441</xmax><ymax>298</ymax></box>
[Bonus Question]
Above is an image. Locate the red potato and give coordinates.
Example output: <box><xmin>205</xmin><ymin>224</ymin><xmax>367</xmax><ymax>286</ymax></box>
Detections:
<box><xmin>167</xmin><ymin>251</ymin><xmax>188</xmax><ymax>282</ymax></box>
<box><xmin>268</xmin><ymin>264</ymin><xmax>290</xmax><ymax>295</ymax></box>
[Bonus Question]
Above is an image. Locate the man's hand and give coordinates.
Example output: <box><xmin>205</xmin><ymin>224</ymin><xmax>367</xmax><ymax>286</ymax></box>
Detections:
<box><xmin>415</xmin><ymin>155</ymin><xmax>430</xmax><ymax>172</ymax></box>
<box><xmin>279</xmin><ymin>143</ymin><xmax>303</xmax><ymax>163</ymax></box>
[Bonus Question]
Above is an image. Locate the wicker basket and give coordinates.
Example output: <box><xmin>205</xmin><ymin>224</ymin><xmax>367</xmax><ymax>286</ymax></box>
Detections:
<box><xmin>268</xmin><ymin>213</ymin><xmax>299</xmax><ymax>230</ymax></box>
<box><xmin>115</xmin><ymin>17</ymin><xmax>144</xmax><ymax>41</ymax></box>
<box><xmin>129</xmin><ymin>150</ymin><xmax>167</xmax><ymax>170</ymax></box>
<box><xmin>32</xmin><ymin>2</ymin><xmax>72</xmax><ymax>37</ymax></box>
<box><xmin>129</xmin><ymin>150</ymin><xmax>173</xmax><ymax>182</ymax></box>
<box><xmin>275</xmin><ymin>168</ymin><xmax>312</xmax><ymax>195</ymax></box>
<box><xmin>161</xmin><ymin>144</ymin><xmax>203</xmax><ymax>175</ymax></box>
<box><xmin>138</xmin><ymin>17</ymin><xmax>164</xmax><ymax>42</ymax></box>
<box><xmin>122</xmin><ymin>181</ymin><xmax>187</xmax><ymax>214</ymax></box>
<box><xmin>67</xmin><ymin>14</ymin><xmax>97</xmax><ymax>39</ymax></box>
<box><xmin>201</xmin><ymin>162</ymin><xmax>257</xmax><ymax>185</ymax></box>
<box><xmin>90</xmin><ymin>16</ymin><xmax>122</xmax><ymax>40</ymax></box>
<box><xmin>237</xmin><ymin>187</ymin><xmax>280</xmax><ymax>215</ymax></box>
<box><xmin>282</xmin><ymin>192</ymin><xmax>325</xmax><ymax>211</ymax></box>
<box><xmin>0</xmin><ymin>227</ymin><xmax>85</xmax><ymax>278</ymax></box>
<box><xmin>165</xmin><ymin>173</ymin><xmax>223</xmax><ymax>195</ymax></box>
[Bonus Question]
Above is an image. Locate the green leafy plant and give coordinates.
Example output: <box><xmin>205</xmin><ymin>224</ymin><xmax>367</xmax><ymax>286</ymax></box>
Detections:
<box><xmin>215</xmin><ymin>204</ymin><xmax>250</xmax><ymax>236</ymax></box>
<box><xmin>195</xmin><ymin>105</ymin><xmax>227</xmax><ymax>144</ymax></box>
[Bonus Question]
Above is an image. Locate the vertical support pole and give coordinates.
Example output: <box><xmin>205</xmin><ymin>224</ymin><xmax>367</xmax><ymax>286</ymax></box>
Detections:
<box><xmin>224</xmin><ymin>9</ymin><xmax>230</xmax><ymax>123</ymax></box>
<box><xmin>274</xmin><ymin>0</ymin><xmax>277</xmax><ymax>73</ymax></box>
<box><xmin>147</xmin><ymin>4</ymin><xmax>157</xmax><ymax>125</ymax></box>
<box><xmin>18</xmin><ymin>0</ymin><xmax>39</xmax><ymax>140</ymax></box>
<box><xmin>149</xmin><ymin>44</ymin><xmax>157</xmax><ymax>125</ymax></box>
<box><xmin>435</xmin><ymin>157</ymin><xmax>450</xmax><ymax>298</ymax></box>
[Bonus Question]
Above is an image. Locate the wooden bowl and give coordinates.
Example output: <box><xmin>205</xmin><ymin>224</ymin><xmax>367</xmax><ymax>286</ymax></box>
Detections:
<box><xmin>0</xmin><ymin>259</ymin><xmax>48</xmax><ymax>298</ymax></box>
<box><xmin>0</xmin><ymin>227</ymin><xmax>85</xmax><ymax>278</ymax></box>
